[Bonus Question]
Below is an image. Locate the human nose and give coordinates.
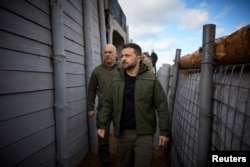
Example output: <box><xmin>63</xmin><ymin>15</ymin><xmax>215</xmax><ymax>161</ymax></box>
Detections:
<box><xmin>121</xmin><ymin>55</ymin><xmax>125</xmax><ymax>61</ymax></box>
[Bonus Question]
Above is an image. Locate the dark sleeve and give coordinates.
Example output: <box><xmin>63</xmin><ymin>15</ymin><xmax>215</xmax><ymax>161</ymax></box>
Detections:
<box><xmin>154</xmin><ymin>78</ymin><xmax>170</xmax><ymax>136</ymax></box>
<box><xmin>96</xmin><ymin>81</ymin><xmax>113</xmax><ymax>129</ymax></box>
<box><xmin>87</xmin><ymin>70</ymin><xmax>98</xmax><ymax>111</ymax></box>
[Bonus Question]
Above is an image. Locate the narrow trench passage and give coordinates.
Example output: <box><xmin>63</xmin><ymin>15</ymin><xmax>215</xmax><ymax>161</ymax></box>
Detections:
<box><xmin>78</xmin><ymin>134</ymin><xmax>170</xmax><ymax>167</ymax></box>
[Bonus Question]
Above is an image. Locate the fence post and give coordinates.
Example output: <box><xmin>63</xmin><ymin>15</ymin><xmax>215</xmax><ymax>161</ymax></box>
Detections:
<box><xmin>198</xmin><ymin>24</ymin><xmax>216</xmax><ymax>167</ymax></box>
<box><xmin>169</xmin><ymin>49</ymin><xmax>181</xmax><ymax>123</ymax></box>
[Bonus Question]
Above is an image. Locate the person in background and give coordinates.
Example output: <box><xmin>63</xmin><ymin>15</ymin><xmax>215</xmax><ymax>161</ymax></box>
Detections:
<box><xmin>150</xmin><ymin>49</ymin><xmax>158</xmax><ymax>73</ymax></box>
<box><xmin>97</xmin><ymin>43</ymin><xmax>170</xmax><ymax>167</ymax></box>
<box><xmin>87</xmin><ymin>44</ymin><xmax>119</xmax><ymax>167</ymax></box>
<box><xmin>141</xmin><ymin>52</ymin><xmax>154</xmax><ymax>73</ymax></box>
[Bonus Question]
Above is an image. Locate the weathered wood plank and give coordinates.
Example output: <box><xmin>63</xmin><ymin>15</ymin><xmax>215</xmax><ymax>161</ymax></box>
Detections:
<box><xmin>67</xmin><ymin>99</ymin><xmax>86</xmax><ymax>118</ymax></box>
<box><xmin>68</xmin><ymin>112</ymin><xmax>87</xmax><ymax>132</ymax></box>
<box><xmin>0</xmin><ymin>0</ymin><xmax>51</xmax><ymax>29</ymax></box>
<box><xmin>65</xmin><ymin>50</ymin><xmax>85</xmax><ymax>64</ymax></box>
<box><xmin>68</xmin><ymin>113</ymin><xmax>88</xmax><ymax>164</ymax></box>
<box><xmin>0</xmin><ymin>90</ymin><xmax>54</xmax><ymax>121</ymax></box>
<box><xmin>92</xmin><ymin>1</ymin><xmax>99</xmax><ymax>23</ymax></box>
<box><xmin>93</xmin><ymin>51</ymin><xmax>102</xmax><ymax>65</ymax></box>
<box><xmin>0</xmin><ymin>108</ymin><xmax>54</xmax><ymax>148</ymax></box>
<box><xmin>66</xmin><ymin>74</ymin><xmax>85</xmax><ymax>87</ymax></box>
<box><xmin>0</xmin><ymin>8</ymin><xmax>52</xmax><ymax>44</ymax></box>
<box><xmin>93</xmin><ymin>32</ymin><xmax>101</xmax><ymax>45</ymax></box>
<box><xmin>66</xmin><ymin>62</ymin><xmax>85</xmax><ymax>75</ymax></box>
<box><xmin>70</xmin><ymin>146</ymin><xmax>88</xmax><ymax>167</ymax></box>
<box><xmin>92</xmin><ymin>0</ymin><xmax>98</xmax><ymax>8</ymax></box>
<box><xmin>63</xmin><ymin>0</ymin><xmax>83</xmax><ymax>26</ymax></box>
<box><xmin>0</xmin><ymin>31</ymin><xmax>52</xmax><ymax>57</ymax></box>
<box><xmin>69</xmin><ymin>131</ymin><xmax>88</xmax><ymax>158</ymax></box>
<box><xmin>64</xmin><ymin>25</ymin><xmax>84</xmax><ymax>46</ymax></box>
<box><xmin>17</xmin><ymin>143</ymin><xmax>56</xmax><ymax>167</ymax></box>
<box><xmin>68</xmin><ymin>121</ymin><xmax>87</xmax><ymax>144</ymax></box>
<box><xmin>0</xmin><ymin>71</ymin><xmax>54</xmax><ymax>94</ymax></box>
<box><xmin>0</xmin><ymin>49</ymin><xmax>53</xmax><ymax>72</ymax></box>
<box><xmin>63</xmin><ymin>13</ymin><xmax>83</xmax><ymax>35</ymax></box>
<box><xmin>0</xmin><ymin>126</ymin><xmax>55</xmax><ymax>167</ymax></box>
<box><xmin>67</xmin><ymin>86</ymin><xmax>86</xmax><ymax>103</ymax></box>
<box><xmin>68</xmin><ymin>0</ymin><xmax>82</xmax><ymax>14</ymax></box>
<box><xmin>27</xmin><ymin>0</ymin><xmax>50</xmax><ymax>14</ymax></box>
<box><xmin>64</xmin><ymin>38</ymin><xmax>84</xmax><ymax>56</ymax></box>
<box><xmin>0</xmin><ymin>0</ymin><xmax>91</xmax><ymax>167</ymax></box>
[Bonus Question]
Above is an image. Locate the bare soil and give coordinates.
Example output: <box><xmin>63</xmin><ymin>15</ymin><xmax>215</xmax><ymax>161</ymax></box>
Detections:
<box><xmin>78</xmin><ymin>134</ymin><xmax>169</xmax><ymax>167</ymax></box>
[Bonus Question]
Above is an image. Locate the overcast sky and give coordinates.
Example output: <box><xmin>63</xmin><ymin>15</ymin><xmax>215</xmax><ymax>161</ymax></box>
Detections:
<box><xmin>118</xmin><ymin>0</ymin><xmax>250</xmax><ymax>69</ymax></box>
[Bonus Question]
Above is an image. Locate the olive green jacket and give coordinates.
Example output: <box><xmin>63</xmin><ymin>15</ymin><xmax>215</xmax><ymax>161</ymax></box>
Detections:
<box><xmin>87</xmin><ymin>62</ymin><xmax>119</xmax><ymax>112</ymax></box>
<box><xmin>97</xmin><ymin>64</ymin><xmax>170</xmax><ymax>136</ymax></box>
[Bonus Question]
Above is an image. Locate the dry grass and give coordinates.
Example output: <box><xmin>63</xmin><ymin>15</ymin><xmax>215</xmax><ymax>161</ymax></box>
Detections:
<box><xmin>78</xmin><ymin>134</ymin><xmax>169</xmax><ymax>167</ymax></box>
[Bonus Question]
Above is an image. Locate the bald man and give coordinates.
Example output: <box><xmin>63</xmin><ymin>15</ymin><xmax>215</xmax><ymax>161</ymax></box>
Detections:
<box><xmin>87</xmin><ymin>44</ymin><xmax>119</xmax><ymax>167</ymax></box>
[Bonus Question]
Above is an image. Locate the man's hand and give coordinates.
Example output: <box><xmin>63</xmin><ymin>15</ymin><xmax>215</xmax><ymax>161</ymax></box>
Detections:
<box><xmin>97</xmin><ymin>129</ymin><xmax>105</xmax><ymax>138</ymax></box>
<box><xmin>88</xmin><ymin>111</ymin><xmax>95</xmax><ymax>118</ymax></box>
<box><xmin>159</xmin><ymin>136</ymin><xmax>169</xmax><ymax>147</ymax></box>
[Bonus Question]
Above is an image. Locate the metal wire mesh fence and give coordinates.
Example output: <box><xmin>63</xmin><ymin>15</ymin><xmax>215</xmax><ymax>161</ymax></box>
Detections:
<box><xmin>170</xmin><ymin>69</ymin><xmax>201</xmax><ymax>167</ymax></box>
<box><xmin>168</xmin><ymin>64</ymin><xmax>250</xmax><ymax>167</ymax></box>
<box><xmin>212</xmin><ymin>64</ymin><xmax>250</xmax><ymax>151</ymax></box>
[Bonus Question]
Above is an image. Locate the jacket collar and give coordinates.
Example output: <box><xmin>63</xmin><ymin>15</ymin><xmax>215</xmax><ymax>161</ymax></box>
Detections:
<box><xmin>118</xmin><ymin>63</ymin><xmax>148</xmax><ymax>79</ymax></box>
<box><xmin>102</xmin><ymin>61</ymin><xmax>119</xmax><ymax>69</ymax></box>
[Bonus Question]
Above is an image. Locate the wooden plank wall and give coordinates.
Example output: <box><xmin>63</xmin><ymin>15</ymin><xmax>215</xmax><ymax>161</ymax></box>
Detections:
<box><xmin>0</xmin><ymin>0</ymin><xmax>56</xmax><ymax>166</ymax></box>
<box><xmin>0</xmin><ymin>0</ymin><xmax>100</xmax><ymax>166</ymax></box>
<box><xmin>92</xmin><ymin>0</ymin><xmax>102</xmax><ymax>65</ymax></box>
<box><xmin>63</xmin><ymin>0</ymin><xmax>89</xmax><ymax>166</ymax></box>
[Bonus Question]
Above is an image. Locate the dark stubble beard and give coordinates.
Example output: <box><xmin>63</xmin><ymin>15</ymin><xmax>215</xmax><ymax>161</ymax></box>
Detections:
<box><xmin>123</xmin><ymin>61</ymin><xmax>137</xmax><ymax>70</ymax></box>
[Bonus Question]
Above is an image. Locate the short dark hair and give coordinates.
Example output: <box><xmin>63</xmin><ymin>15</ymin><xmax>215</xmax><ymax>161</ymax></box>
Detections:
<box><xmin>122</xmin><ymin>43</ymin><xmax>142</xmax><ymax>56</ymax></box>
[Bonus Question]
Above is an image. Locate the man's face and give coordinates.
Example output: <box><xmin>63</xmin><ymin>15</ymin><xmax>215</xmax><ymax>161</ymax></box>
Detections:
<box><xmin>121</xmin><ymin>48</ymin><xmax>140</xmax><ymax>70</ymax></box>
<box><xmin>104</xmin><ymin>45</ymin><xmax>116</xmax><ymax>64</ymax></box>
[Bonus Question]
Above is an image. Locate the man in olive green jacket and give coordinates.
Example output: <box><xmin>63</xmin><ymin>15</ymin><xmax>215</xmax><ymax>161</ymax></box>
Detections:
<box><xmin>87</xmin><ymin>44</ymin><xmax>119</xmax><ymax>167</ymax></box>
<box><xmin>97</xmin><ymin>43</ymin><xmax>170</xmax><ymax>167</ymax></box>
